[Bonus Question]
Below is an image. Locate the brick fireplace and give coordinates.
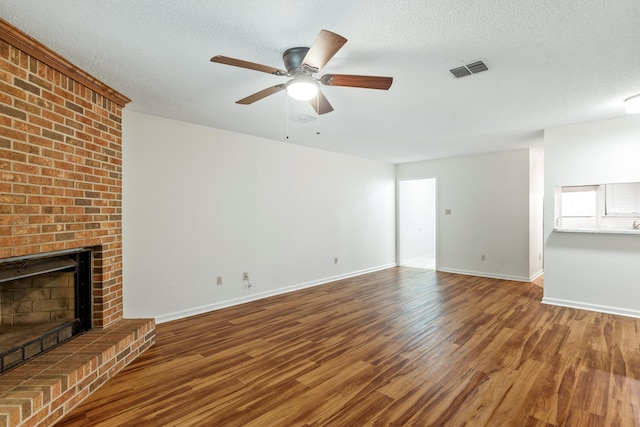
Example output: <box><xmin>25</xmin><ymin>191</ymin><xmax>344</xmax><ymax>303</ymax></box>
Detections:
<box><xmin>0</xmin><ymin>19</ymin><xmax>154</xmax><ymax>426</ymax></box>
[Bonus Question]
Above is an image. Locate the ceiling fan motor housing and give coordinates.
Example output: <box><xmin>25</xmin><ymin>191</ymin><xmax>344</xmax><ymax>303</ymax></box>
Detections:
<box><xmin>283</xmin><ymin>47</ymin><xmax>312</xmax><ymax>75</ymax></box>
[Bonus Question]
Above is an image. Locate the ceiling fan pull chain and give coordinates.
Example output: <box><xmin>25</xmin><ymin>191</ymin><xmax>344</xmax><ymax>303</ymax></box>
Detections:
<box><xmin>286</xmin><ymin>93</ymin><xmax>290</xmax><ymax>140</ymax></box>
<box><xmin>316</xmin><ymin>95</ymin><xmax>320</xmax><ymax>136</ymax></box>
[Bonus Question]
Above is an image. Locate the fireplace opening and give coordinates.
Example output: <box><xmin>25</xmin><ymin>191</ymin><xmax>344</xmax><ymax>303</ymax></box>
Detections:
<box><xmin>0</xmin><ymin>249</ymin><xmax>92</xmax><ymax>373</ymax></box>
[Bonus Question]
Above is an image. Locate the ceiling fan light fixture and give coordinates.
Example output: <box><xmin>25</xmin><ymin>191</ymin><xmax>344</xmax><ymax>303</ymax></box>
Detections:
<box><xmin>286</xmin><ymin>77</ymin><xmax>318</xmax><ymax>101</ymax></box>
<box><xmin>625</xmin><ymin>94</ymin><xmax>640</xmax><ymax>114</ymax></box>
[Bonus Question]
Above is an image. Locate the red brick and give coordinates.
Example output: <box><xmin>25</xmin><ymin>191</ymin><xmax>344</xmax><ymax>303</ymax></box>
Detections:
<box><xmin>41</xmin><ymin>129</ymin><xmax>64</xmax><ymax>142</ymax></box>
<box><xmin>0</xmin><ymin>235</ymin><xmax>29</xmax><ymax>246</ymax></box>
<box><xmin>0</xmin><ymin>41</ymin><xmax>8</xmax><ymax>58</ymax></box>
<box><xmin>12</xmin><ymin>162</ymin><xmax>39</xmax><ymax>175</ymax></box>
<box><xmin>12</xmin><ymin>184</ymin><xmax>41</xmax><ymax>194</ymax></box>
<box><xmin>28</xmin><ymin>155</ymin><xmax>53</xmax><ymax>167</ymax></box>
<box><xmin>41</xmin><ymin>167</ymin><xmax>65</xmax><ymax>178</ymax></box>
<box><xmin>13</xmin><ymin>205</ymin><xmax>39</xmax><ymax>215</ymax></box>
<box><xmin>13</xmin><ymin>224</ymin><xmax>41</xmax><ymax>235</ymax></box>
<box><xmin>0</xmin><ymin>148</ymin><xmax>26</xmax><ymax>162</ymax></box>
<box><xmin>41</xmin><ymin>206</ymin><xmax>63</xmax><ymax>214</ymax></box>
<box><xmin>26</xmin><ymin>195</ymin><xmax>52</xmax><ymax>205</ymax></box>
<box><xmin>0</xmin><ymin>114</ymin><xmax>11</xmax><ymax>128</ymax></box>
<box><xmin>41</xmin><ymin>89</ymin><xmax>65</xmax><ymax>106</ymax></box>
<box><xmin>28</xmin><ymin>73</ymin><xmax>53</xmax><ymax>91</ymax></box>
<box><xmin>27</xmin><ymin>134</ymin><xmax>54</xmax><ymax>148</ymax></box>
<box><xmin>27</xmin><ymin>93</ymin><xmax>53</xmax><ymax>110</ymax></box>
<box><xmin>53</xmin><ymin>123</ymin><xmax>74</xmax><ymax>136</ymax></box>
<box><xmin>28</xmin><ymin>215</ymin><xmax>54</xmax><ymax>224</ymax></box>
<box><xmin>0</xmin><ymin>193</ymin><xmax>26</xmax><ymax>204</ymax></box>
<box><xmin>14</xmin><ymin>120</ymin><xmax>42</xmax><ymax>136</ymax></box>
<box><xmin>0</xmin><ymin>215</ymin><xmax>28</xmax><ymax>225</ymax></box>
<box><xmin>12</xmin><ymin>141</ymin><xmax>40</xmax><ymax>155</ymax></box>
<box><xmin>1</xmin><ymin>170</ymin><xmax>27</xmax><ymax>182</ymax></box>
<box><xmin>0</xmin><ymin>103</ymin><xmax>27</xmax><ymax>120</ymax></box>
<box><xmin>0</xmin><ymin>89</ymin><xmax>11</xmax><ymax>106</ymax></box>
<box><xmin>52</xmin><ymin>85</ymin><xmax>74</xmax><ymax>102</ymax></box>
<box><xmin>42</xmin><ymin>224</ymin><xmax>64</xmax><ymax>233</ymax></box>
<box><xmin>14</xmin><ymin>77</ymin><xmax>40</xmax><ymax>95</ymax></box>
<box><xmin>0</xmin><ymin>127</ymin><xmax>27</xmax><ymax>142</ymax></box>
<box><xmin>42</xmin><ymin>108</ymin><xmax>65</xmax><ymax>124</ymax></box>
<box><xmin>28</xmin><ymin>175</ymin><xmax>52</xmax><ymax>186</ymax></box>
<box><xmin>28</xmin><ymin>233</ymin><xmax>54</xmax><ymax>245</ymax></box>
<box><xmin>0</xmin><ymin>79</ymin><xmax>27</xmax><ymax>99</ymax></box>
<box><xmin>65</xmin><ymin>118</ymin><xmax>84</xmax><ymax>131</ymax></box>
<box><xmin>41</xmin><ymin>148</ymin><xmax>64</xmax><ymax>160</ymax></box>
<box><xmin>14</xmin><ymin>98</ymin><xmax>41</xmax><ymax>116</ymax></box>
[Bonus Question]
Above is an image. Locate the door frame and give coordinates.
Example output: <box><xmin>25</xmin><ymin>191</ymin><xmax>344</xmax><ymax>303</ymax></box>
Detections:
<box><xmin>396</xmin><ymin>176</ymin><xmax>438</xmax><ymax>268</ymax></box>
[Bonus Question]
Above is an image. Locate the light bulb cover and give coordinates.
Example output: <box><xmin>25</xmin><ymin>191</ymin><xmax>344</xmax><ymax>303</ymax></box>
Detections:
<box><xmin>625</xmin><ymin>94</ymin><xmax>640</xmax><ymax>114</ymax></box>
<box><xmin>286</xmin><ymin>77</ymin><xmax>318</xmax><ymax>101</ymax></box>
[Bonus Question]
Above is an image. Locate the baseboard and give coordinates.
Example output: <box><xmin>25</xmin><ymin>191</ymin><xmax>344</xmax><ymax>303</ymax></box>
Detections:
<box><xmin>437</xmin><ymin>267</ymin><xmax>532</xmax><ymax>283</ymax></box>
<box><xmin>155</xmin><ymin>263</ymin><xmax>396</xmax><ymax>324</ymax></box>
<box><xmin>529</xmin><ymin>269</ymin><xmax>544</xmax><ymax>281</ymax></box>
<box><xmin>542</xmin><ymin>297</ymin><xmax>640</xmax><ymax>319</ymax></box>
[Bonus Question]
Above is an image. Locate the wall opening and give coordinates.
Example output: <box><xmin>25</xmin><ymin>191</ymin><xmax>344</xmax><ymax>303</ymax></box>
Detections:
<box><xmin>398</xmin><ymin>178</ymin><xmax>437</xmax><ymax>269</ymax></box>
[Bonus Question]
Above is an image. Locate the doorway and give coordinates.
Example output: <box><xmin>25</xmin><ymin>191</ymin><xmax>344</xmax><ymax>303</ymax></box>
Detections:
<box><xmin>398</xmin><ymin>178</ymin><xmax>437</xmax><ymax>269</ymax></box>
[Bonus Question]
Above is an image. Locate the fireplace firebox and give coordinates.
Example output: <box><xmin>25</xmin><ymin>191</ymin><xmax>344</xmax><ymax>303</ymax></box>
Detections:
<box><xmin>0</xmin><ymin>248</ymin><xmax>92</xmax><ymax>373</ymax></box>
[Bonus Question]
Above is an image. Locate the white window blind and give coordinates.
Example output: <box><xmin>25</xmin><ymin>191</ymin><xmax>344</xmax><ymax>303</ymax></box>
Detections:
<box><xmin>606</xmin><ymin>183</ymin><xmax>640</xmax><ymax>215</ymax></box>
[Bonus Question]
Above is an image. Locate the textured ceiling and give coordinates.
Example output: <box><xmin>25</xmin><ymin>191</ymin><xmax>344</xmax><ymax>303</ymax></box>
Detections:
<box><xmin>1</xmin><ymin>0</ymin><xmax>639</xmax><ymax>163</ymax></box>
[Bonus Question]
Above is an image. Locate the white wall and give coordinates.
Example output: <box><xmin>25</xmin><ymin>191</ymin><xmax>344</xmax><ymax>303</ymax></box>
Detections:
<box><xmin>543</xmin><ymin>115</ymin><xmax>640</xmax><ymax>317</ymax></box>
<box><xmin>529</xmin><ymin>146</ymin><xmax>544</xmax><ymax>278</ymax></box>
<box><xmin>397</xmin><ymin>149</ymin><xmax>537</xmax><ymax>281</ymax></box>
<box><xmin>122</xmin><ymin>111</ymin><xmax>396</xmax><ymax>321</ymax></box>
<box><xmin>398</xmin><ymin>178</ymin><xmax>436</xmax><ymax>263</ymax></box>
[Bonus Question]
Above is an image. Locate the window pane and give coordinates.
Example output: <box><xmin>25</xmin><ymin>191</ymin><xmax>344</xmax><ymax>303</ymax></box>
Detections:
<box><xmin>561</xmin><ymin>189</ymin><xmax>596</xmax><ymax>217</ymax></box>
<box><xmin>606</xmin><ymin>183</ymin><xmax>640</xmax><ymax>214</ymax></box>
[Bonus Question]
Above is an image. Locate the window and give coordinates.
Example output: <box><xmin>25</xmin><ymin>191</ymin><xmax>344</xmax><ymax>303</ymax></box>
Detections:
<box><xmin>605</xmin><ymin>182</ymin><xmax>640</xmax><ymax>215</ymax></box>
<box><xmin>561</xmin><ymin>186</ymin><xmax>597</xmax><ymax>217</ymax></box>
<box><xmin>554</xmin><ymin>182</ymin><xmax>640</xmax><ymax>233</ymax></box>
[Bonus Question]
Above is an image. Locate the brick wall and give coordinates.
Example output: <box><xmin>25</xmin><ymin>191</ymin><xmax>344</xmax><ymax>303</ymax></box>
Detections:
<box><xmin>0</xmin><ymin>20</ymin><xmax>156</xmax><ymax>427</ymax></box>
<box><xmin>0</xmin><ymin>19</ymin><xmax>130</xmax><ymax>328</ymax></box>
<box><xmin>1</xmin><ymin>272</ymin><xmax>74</xmax><ymax>326</ymax></box>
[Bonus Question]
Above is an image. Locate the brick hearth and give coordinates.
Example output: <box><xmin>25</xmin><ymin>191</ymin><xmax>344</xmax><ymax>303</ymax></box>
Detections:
<box><xmin>0</xmin><ymin>319</ymin><xmax>154</xmax><ymax>427</ymax></box>
<box><xmin>0</xmin><ymin>18</ymin><xmax>155</xmax><ymax>426</ymax></box>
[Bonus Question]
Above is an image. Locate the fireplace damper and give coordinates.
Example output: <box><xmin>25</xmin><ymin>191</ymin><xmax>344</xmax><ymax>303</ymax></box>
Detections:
<box><xmin>0</xmin><ymin>248</ymin><xmax>92</xmax><ymax>373</ymax></box>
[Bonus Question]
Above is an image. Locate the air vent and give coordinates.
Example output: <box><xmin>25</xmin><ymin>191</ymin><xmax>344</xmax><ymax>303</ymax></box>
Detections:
<box><xmin>466</xmin><ymin>61</ymin><xmax>488</xmax><ymax>74</ymax></box>
<box><xmin>450</xmin><ymin>60</ymin><xmax>489</xmax><ymax>78</ymax></box>
<box><xmin>449</xmin><ymin>66</ymin><xmax>471</xmax><ymax>78</ymax></box>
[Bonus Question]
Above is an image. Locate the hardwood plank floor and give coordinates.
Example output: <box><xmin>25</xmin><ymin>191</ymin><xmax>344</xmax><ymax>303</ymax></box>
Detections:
<box><xmin>57</xmin><ymin>267</ymin><xmax>640</xmax><ymax>426</ymax></box>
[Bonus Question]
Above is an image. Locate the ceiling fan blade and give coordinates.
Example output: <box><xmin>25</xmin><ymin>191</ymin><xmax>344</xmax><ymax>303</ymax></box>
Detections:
<box><xmin>236</xmin><ymin>84</ymin><xmax>285</xmax><ymax>105</ymax></box>
<box><xmin>320</xmin><ymin>74</ymin><xmax>393</xmax><ymax>90</ymax></box>
<box><xmin>309</xmin><ymin>90</ymin><xmax>334</xmax><ymax>115</ymax></box>
<box><xmin>211</xmin><ymin>55</ymin><xmax>287</xmax><ymax>76</ymax></box>
<box><xmin>301</xmin><ymin>30</ymin><xmax>347</xmax><ymax>71</ymax></box>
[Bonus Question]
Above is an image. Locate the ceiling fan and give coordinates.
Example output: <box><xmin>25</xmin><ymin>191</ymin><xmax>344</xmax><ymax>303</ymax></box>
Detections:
<box><xmin>210</xmin><ymin>30</ymin><xmax>393</xmax><ymax>115</ymax></box>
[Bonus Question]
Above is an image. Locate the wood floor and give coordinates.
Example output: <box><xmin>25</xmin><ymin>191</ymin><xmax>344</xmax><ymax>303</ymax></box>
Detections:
<box><xmin>57</xmin><ymin>267</ymin><xmax>640</xmax><ymax>426</ymax></box>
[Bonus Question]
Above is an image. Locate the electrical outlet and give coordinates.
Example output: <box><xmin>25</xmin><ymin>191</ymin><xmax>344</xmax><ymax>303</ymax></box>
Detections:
<box><xmin>243</xmin><ymin>272</ymin><xmax>249</xmax><ymax>281</ymax></box>
<box><xmin>334</xmin><ymin>257</ymin><xmax>338</xmax><ymax>264</ymax></box>
<box><xmin>216</xmin><ymin>276</ymin><xmax>222</xmax><ymax>286</ymax></box>
<box><xmin>481</xmin><ymin>254</ymin><xmax>486</xmax><ymax>261</ymax></box>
